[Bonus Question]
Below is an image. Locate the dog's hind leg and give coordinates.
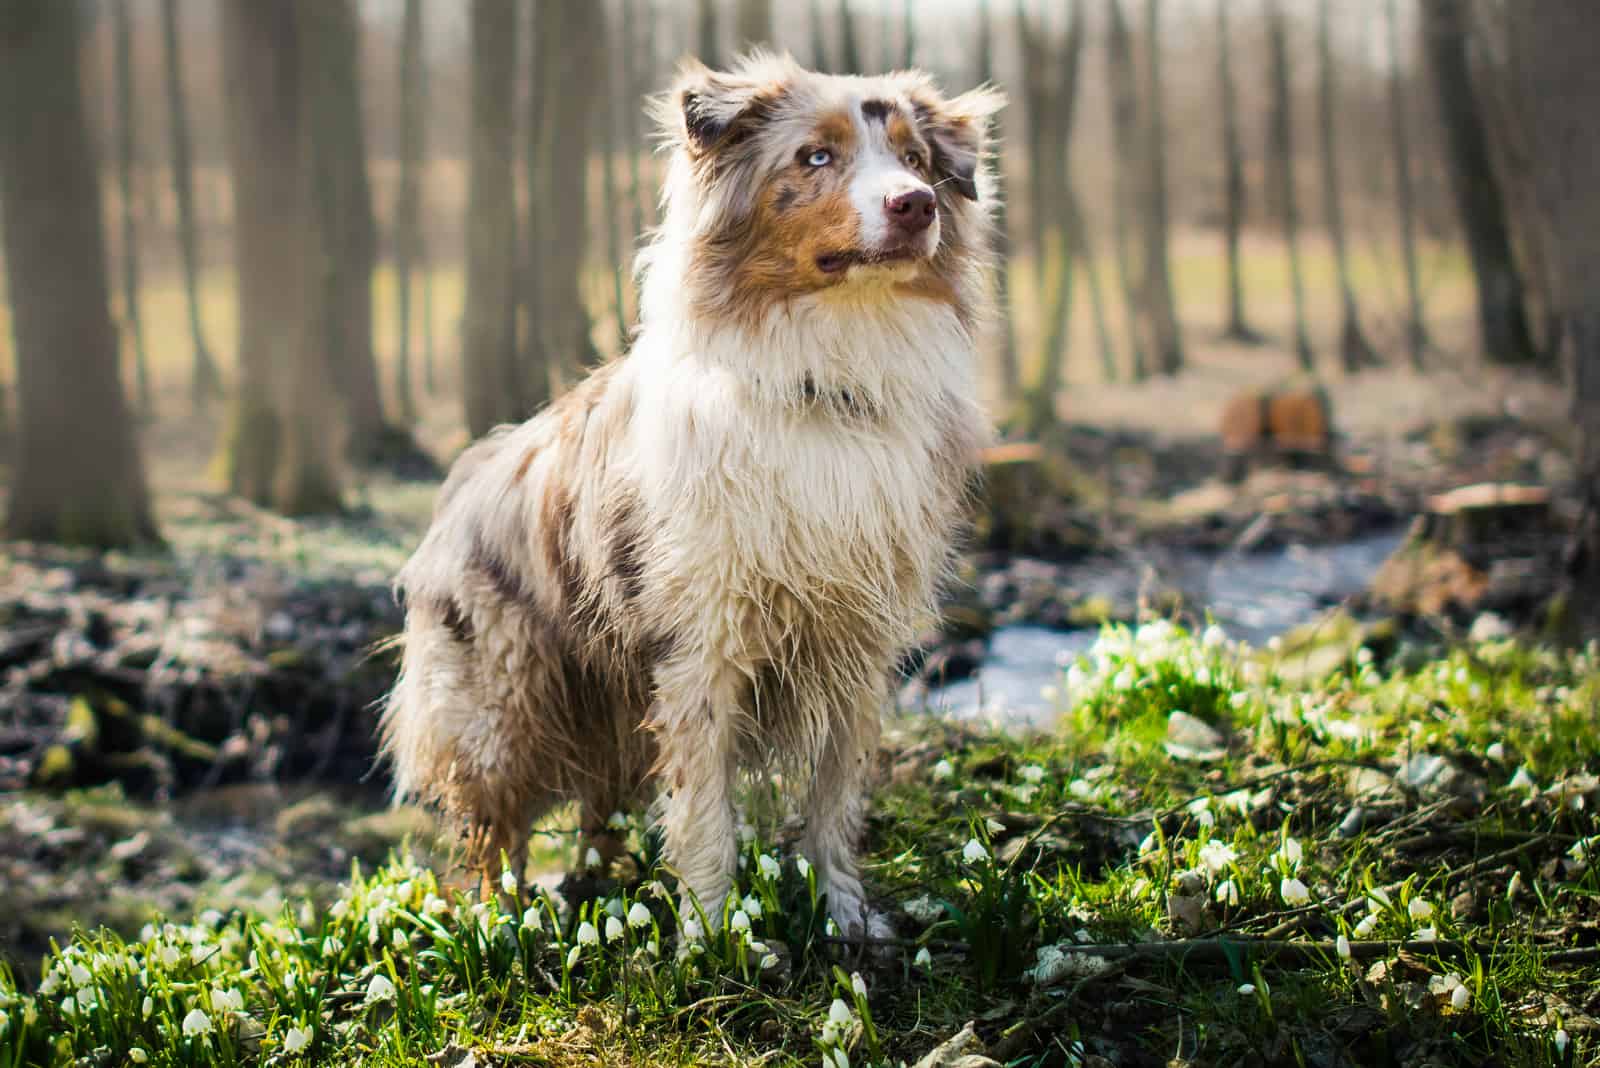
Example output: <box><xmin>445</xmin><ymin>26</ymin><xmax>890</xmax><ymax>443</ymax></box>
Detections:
<box><xmin>802</xmin><ymin>699</ymin><xmax>890</xmax><ymax>942</ymax></box>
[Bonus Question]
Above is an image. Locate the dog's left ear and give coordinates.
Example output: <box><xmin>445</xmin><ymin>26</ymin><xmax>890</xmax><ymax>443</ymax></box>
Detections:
<box><xmin>658</xmin><ymin>56</ymin><xmax>786</xmax><ymax>160</ymax></box>
<box><xmin>913</xmin><ymin>86</ymin><xmax>1005</xmax><ymax>202</ymax></box>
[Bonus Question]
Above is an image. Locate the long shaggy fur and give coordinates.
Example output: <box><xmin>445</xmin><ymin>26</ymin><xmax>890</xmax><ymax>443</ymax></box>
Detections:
<box><xmin>383</xmin><ymin>53</ymin><xmax>1001</xmax><ymax>933</ymax></box>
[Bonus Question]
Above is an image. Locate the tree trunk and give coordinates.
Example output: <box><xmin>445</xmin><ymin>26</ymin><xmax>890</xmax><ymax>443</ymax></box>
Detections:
<box><xmin>602</xmin><ymin>0</ymin><xmax>629</xmax><ymax>351</ymax></box>
<box><xmin>394</xmin><ymin>0</ymin><xmax>424</xmax><ymax>424</ymax></box>
<box><xmin>808</xmin><ymin>0</ymin><xmax>830</xmax><ymax>71</ymax></box>
<box><xmin>735</xmin><ymin>0</ymin><xmax>772</xmax><ymax>50</ymax></box>
<box><xmin>1421</xmin><ymin>0</ymin><xmax>1538</xmax><ymax>368</ymax></box>
<box><xmin>1317</xmin><ymin>0</ymin><xmax>1379</xmax><ymax>374</ymax></box>
<box><xmin>697</xmin><ymin>0</ymin><xmax>718</xmax><ymax>65</ymax></box>
<box><xmin>305</xmin><ymin>0</ymin><xmax>394</xmax><ymax>466</ymax></box>
<box><xmin>218</xmin><ymin>0</ymin><xmax>342</xmax><ymax>513</ymax></box>
<box><xmin>464</xmin><ymin>0</ymin><xmax>520</xmax><ymax>438</ymax></box>
<box><xmin>1266</xmin><ymin>0</ymin><xmax>1313</xmax><ymax>372</ymax></box>
<box><xmin>837</xmin><ymin>0</ymin><xmax>862</xmax><ymax>74</ymax></box>
<box><xmin>0</xmin><ymin>0</ymin><xmax>158</xmax><ymax>547</ymax></box>
<box><xmin>1216</xmin><ymin>0</ymin><xmax>1260</xmax><ymax>345</ymax></box>
<box><xmin>1105</xmin><ymin>0</ymin><xmax>1148</xmax><ymax>381</ymax></box>
<box><xmin>976</xmin><ymin>0</ymin><xmax>1019</xmax><ymax>404</ymax></box>
<box><xmin>111</xmin><ymin>0</ymin><xmax>151</xmax><ymax>417</ymax></box>
<box><xmin>902</xmin><ymin>0</ymin><xmax>915</xmax><ymax>68</ymax></box>
<box><xmin>1503</xmin><ymin>1</ymin><xmax>1600</xmax><ymax>631</ymax></box>
<box><xmin>532</xmin><ymin>0</ymin><xmax>603</xmax><ymax>394</ymax></box>
<box><xmin>159</xmin><ymin>0</ymin><xmax>223</xmax><ymax>409</ymax></box>
<box><xmin>1386</xmin><ymin>0</ymin><xmax>1429</xmax><ymax>370</ymax></box>
<box><xmin>1137</xmin><ymin>0</ymin><xmax>1183</xmax><ymax>376</ymax></box>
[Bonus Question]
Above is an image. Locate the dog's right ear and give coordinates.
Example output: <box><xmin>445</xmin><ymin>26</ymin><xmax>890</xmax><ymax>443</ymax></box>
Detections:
<box><xmin>657</xmin><ymin>56</ymin><xmax>785</xmax><ymax>160</ymax></box>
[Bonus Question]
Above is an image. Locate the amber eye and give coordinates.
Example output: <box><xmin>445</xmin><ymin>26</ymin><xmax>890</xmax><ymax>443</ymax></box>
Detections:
<box><xmin>904</xmin><ymin>150</ymin><xmax>924</xmax><ymax>170</ymax></box>
<box><xmin>804</xmin><ymin>148</ymin><xmax>833</xmax><ymax>168</ymax></box>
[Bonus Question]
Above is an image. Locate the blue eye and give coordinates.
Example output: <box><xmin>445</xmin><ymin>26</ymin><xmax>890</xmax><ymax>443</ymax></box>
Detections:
<box><xmin>805</xmin><ymin>149</ymin><xmax>833</xmax><ymax>167</ymax></box>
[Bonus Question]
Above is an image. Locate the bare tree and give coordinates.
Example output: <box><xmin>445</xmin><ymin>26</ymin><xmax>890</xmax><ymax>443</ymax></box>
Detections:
<box><xmin>901</xmin><ymin>0</ymin><xmax>915</xmax><ymax>68</ymax></box>
<box><xmin>394</xmin><ymin>0</ymin><xmax>425</xmax><ymax>424</ymax></box>
<box><xmin>697</xmin><ymin>0</ymin><xmax>718</xmax><ymax>65</ymax></box>
<box><xmin>1215</xmin><ymin>0</ymin><xmax>1261</xmax><ymax>344</ymax></box>
<box><xmin>837</xmin><ymin>0</ymin><xmax>862</xmax><ymax>73</ymax></box>
<box><xmin>1501</xmin><ymin>0</ymin><xmax>1600</xmax><ymax>628</ymax></box>
<box><xmin>736</xmin><ymin>0</ymin><xmax>772</xmax><ymax>50</ymax></box>
<box><xmin>602</xmin><ymin>0</ymin><xmax>630</xmax><ymax>349</ymax></box>
<box><xmin>464</xmin><ymin>0</ymin><xmax>520</xmax><ymax>438</ymax></box>
<box><xmin>977</xmin><ymin>0</ymin><xmax>1019</xmax><ymax>403</ymax></box>
<box><xmin>1386</xmin><ymin>0</ymin><xmax>1429</xmax><ymax>370</ymax></box>
<box><xmin>158</xmin><ymin>0</ymin><xmax>223</xmax><ymax>408</ymax></box>
<box><xmin>1317</xmin><ymin>0</ymin><xmax>1379</xmax><ymax>373</ymax></box>
<box><xmin>1</xmin><ymin>0</ymin><xmax>158</xmax><ymax>546</ymax></box>
<box><xmin>111</xmin><ymin>0</ymin><xmax>151</xmax><ymax>416</ymax></box>
<box><xmin>808</xmin><ymin>0</ymin><xmax>830</xmax><ymax>71</ymax></box>
<box><xmin>1421</xmin><ymin>0</ymin><xmax>1537</xmax><ymax>367</ymax></box>
<box><xmin>1266</xmin><ymin>0</ymin><xmax>1313</xmax><ymax>371</ymax></box>
<box><xmin>1105</xmin><ymin>0</ymin><xmax>1148</xmax><ymax>379</ymax></box>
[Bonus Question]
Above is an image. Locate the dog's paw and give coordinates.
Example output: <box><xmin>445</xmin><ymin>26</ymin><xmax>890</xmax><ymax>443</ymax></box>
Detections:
<box><xmin>828</xmin><ymin>897</ymin><xmax>897</xmax><ymax>960</ymax></box>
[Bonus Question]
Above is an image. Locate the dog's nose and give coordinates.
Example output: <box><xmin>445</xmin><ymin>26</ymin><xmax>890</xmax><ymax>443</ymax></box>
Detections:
<box><xmin>884</xmin><ymin>188</ymin><xmax>935</xmax><ymax>235</ymax></box>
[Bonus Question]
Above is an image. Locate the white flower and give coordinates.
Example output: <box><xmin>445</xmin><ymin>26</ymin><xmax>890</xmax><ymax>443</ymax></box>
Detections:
<box><xmin>605</xmin><ymin>916</ymin><xmax>625</xmax><ymax>941</ymax></box>
<box><xmin>320</xmin><ymin>936</ymin><xmax>343</xmax><ymax>957</ymax></box>
<box><xmin>1129</xmin><ymin>877</ymin><xmax>1151</xmax><ymax>900</ymax></box>
<box><xmin>1276</xmin><ymin>838</ymin><xmax>1303</xmax><ymax>869</ymax></box>
<box><xmin>213</xmin><ymin>987</ymin><xmax>244</xmax><ymax>1012</ymax></box>
<box><xmin>729</xmin><ymin>909</ymin><xmax>751</xmax><ymax>932</ymax></box>
<box><xmin>75</xmin><ymin>987</ymin><xmax>96</xmax><ymax>1012</ymax></box>
<box><xmin>37</xmin><ymin>971</ymin><xmax>60</xmax><ymax>997</ymax></box>
<box><xmin>1367</xmin><ymin>887</ymin><xmax>1392</xmax><ymax>909</ymax></box>
<box><xmin>757</xmin><ymin>854</ymin><xmax>781</xmax><ymax>881</ymax></box>
<box><xmin>501</xmin><ymin>868</ymin><xmax>518</xmax><ymax>896</ymax></box>
<box><xmin>1237</xmin><ymin>983</ymin><xmax>1256</xmax><ymax>995</ymax></box>
<box><xmin>282</xmin><ymin>1025</ymin><xmax>312</xmax><ymax>1053</ymax></box>
<box><xmin>1215</xmin><ymin>879</ymin><xmax>1239</xmax><ymax>906</ymax></box>
<box><xmin>1203</xmin><ymin>624</ymin><xmax>1227</xmax><ymax>649</ymax></box>
<box><xmin>1486</xmin><ymin>742</ymin><xmax>1505</xmax><ymax>762</ymax></box>
<box><xmin>962</xmin><ymin>838</ymin><xmax>989</xmax><ymax>864</ymax></box>
<box><xmin>932</xmin><ymin>760</ymin><xmax>954</xmax><ymax>781</ymax></box>
<box><xmin>424</xmin><ymin>893</ymin><xmax>449</xmax><ymax>916</ymax></box>
<box><xmin>566</xmin><ymin>945</ymin><xmax>581</xmax><ymax>970</ymax></box>
<box><xmin>914</xmin><ymin>947</ymin><xmax>932</xmax><ymax>968</ymax></box>
<box><xmin>1407</xmin><ymin>898</ymin><xmax>1433</xmax><ymax>921</ymax></box>
<box><xmin>1353</xmin><ymin>914</ymin><xmax>1378</xmax><ymax>938</ymax></box>
<box><xmin>364</xmin><ymin>974</ymin><xmax>396</xmax><ymax>1005</ymax></box>
<box><xmin>142</xmin><ymin>995</ymin><xmax>153</xmax><ymax>1019</ymax></box>
<box><xmin>742</xmin><ymin>894</ymin><xmax>763</xmax><ymax>919</ymax></box>
<box><xmin>828</xmin><ymin>997</ymin><xmax>854</xmax><ymax>1027</ymax></box>
<box><xmin>627</xmin><ymin>902</ymin><xmax>653</xmax><ymax>929</ymax></box>
<box><xmin>1412</xmin><ymin>926</ymin><xmax>1438</xmax><ymax>943</ymax></box>
<box><xmin>584</xmin><ymin>847</ymin><xmax>603</xmax><ymax>868</ymax></box>
<box><xmin>1280</xmin><ymin>877</ymin><xmax>1310</xmax><ymax>906</ymax></box>
<box><xmin>646</xmin><ymin>939</ymin><xmax>660</xmax><ymax>957</ymax></box>
<box><xmin>1020</xmin><ymin>764</ymin><xmax>1045</xmax><ymax>784</ymax></box>
<box><xmin>985</xmin><ymin>818</ymin><xmax>1006</xmax><ymax>835</ymax></box>
<box><xmin>181</xmin><ymin>1007</ymin><xmax>213</xmax><ymax>1036</ymax></box>
<box><xmin>1138</xmin><ymin>831</ymin><xmax>1160</xmax><ymax>856</ymax></box>
<box><xmin>1508</xmin><ymin>767</ymin><xmax>1538</xmax><ymax>794</ymax></box>
<box><xmin>68</xmin><ymin>963</ymin><xmax>91</xmax><ymax>988</ymax></box>
<box><xmin>1199</xmin><ymin>840</ymin><xmax>1237</xmax><ymax>876</ymax></box>
<box><xmin>1451</xmin><ymin>983</ymin><xmax>1470</xmax><ymax>1010</ymax></box>
<box><xmin>1555</xmin><ymin>1029</ymin><xmax>1570</xmax><ymax>1054</ymax></box>
<box><xmin>760</xmin><ymin>952</ymin><xmax>780</xmax><ymax>970</ymax></box>
<box><xmin>851</xmin><ymin>972</ymin><xmax>868</xmax><ymax>998</ymax></box>
<box><xmin>796</xmin><ymin>856</ymin><xmax>812</xmax><ymax>879</ymax></box>
<box><xmin>607</xmin><ymin>810</ymin><xmax>628</xmax><ymax>830</ymax></box>
<box><xmin>1336</xmin><ymin>934</ymin><xmax>1351</xmax><ymax>960</ymax></box>
<box><xmin>826</xmin><ymin>1048</ymin><xmax>850</xmax><ymax>1068</ymax></box>
<box><xmin>189</xmin><ymin>945</ymin><xmax>211</xmax><ymax>966</ymax></box>
<box><xmin>576</xmin><ymin>921</ymin><xmax>600</xmax><ymax>946</ymax></box>
<box><xmin>129</xmin><ymin>1049</ymin><xmax>148</xmax><ymax>1064</ymax></box>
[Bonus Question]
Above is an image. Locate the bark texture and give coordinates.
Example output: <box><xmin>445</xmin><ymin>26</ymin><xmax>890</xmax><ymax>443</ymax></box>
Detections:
<box><xmin>394</xmin><ymin>0</ymin><xmax>425</xmax><ymax>424</ymax></box>
<box><xmin>0</xmin><ymin>0</ymin><xmax>158</xmax><ymax>547</ymax></box>
<box><xmin>1317</xmin><ymin>0</ymin><xmax>1379</xmax><ymax>373</ymax></box>
<box><xmin>1266</xmin><ymin>0</ymin><xmax>1314</xmax><ymax>371</ymax></box>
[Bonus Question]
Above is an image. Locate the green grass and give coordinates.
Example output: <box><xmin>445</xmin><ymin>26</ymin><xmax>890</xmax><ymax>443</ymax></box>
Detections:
<box><xmin>3</xmin><ymin>625</ymin><xmax>1597</xmax><ymax>1066</ymax></box>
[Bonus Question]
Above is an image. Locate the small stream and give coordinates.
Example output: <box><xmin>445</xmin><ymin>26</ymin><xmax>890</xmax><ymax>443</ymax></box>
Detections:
<box><xmin>910</xmin><ymin>530</ymin><xmax>1407</xmax><ymax>725</ymax></box>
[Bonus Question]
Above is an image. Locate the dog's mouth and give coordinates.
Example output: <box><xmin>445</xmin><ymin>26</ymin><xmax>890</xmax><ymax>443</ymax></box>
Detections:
<box><xmin>815</xmin><ymin>245</ymin><xmax>925</xmax><ymax>275</ymax></box>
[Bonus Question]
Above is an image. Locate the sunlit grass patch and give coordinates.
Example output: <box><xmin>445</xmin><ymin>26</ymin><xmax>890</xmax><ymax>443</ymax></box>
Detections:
<box><xmin>4</xmin><ymin>626</ymin><xmax>1596</xmax><ymax>1066</ymax></box>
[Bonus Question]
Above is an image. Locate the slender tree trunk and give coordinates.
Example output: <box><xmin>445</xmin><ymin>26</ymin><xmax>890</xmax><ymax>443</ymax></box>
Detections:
<box><xmin>1066</xmin><ymin>191</ymin><xmax>1119</xmax><ymax>382</ymax></box>
<box><xmin>1105</xmin><ymin>0</ymin><xmax>1148</xmax><ymax>380</ymax></box>
<box><xmin>159</xmin><ymin>0</ymin><xmax>222</xmax><ymax>409</ymax></box>
<box><xmin>0</xmin><ymin>0</ymin><xmax>158</xmax><ymax>547</ymax></box>
<box><xmin>395</xmin><ymin>0</ymin><xmax>424</xmax><ymax>424</ymax></box>
<box><xmin>837</xmin><ymin>0</ymin><xmax>862</xmax><ymax>74</ymax></box>
<box><xmin>1317</xmin><ymin>0</ymin><xmax>1379</xmax><ymax>374</ymax></box>
<box><xmin>1216</xmin><ymin>0</ymin><xmax>1259</xmax><ymax>344</ymax></box>
<box><xmin>602</xmin><ymin>0</ymin><xmax>629</xmax><ymax>351</ymax></box>
<box><xmin>1385</xmin><ymin>0</ymin><xmax>1429</xmax><ymax>370</ymax></box>
<box><xmin>307</xmin><ymin>0</ymin><xmax>392</xmax><ymax>465</ymax></box>
<box><xmin>697</xmin><ymin>0</ymin><xmax>718</xmax><ymax>65</ymax></box>
<box><xmin>808</xmin><ymin>0</ymin><xmax>830</xmax><ymax>71</ymax></box>
<box><xmin>976</xmin><ymin>0</ymin><xmax>1019</xmax><ymax>405</ymax></box>
<box><xmin>1420</xmin><ymin>0</ymin><xmax>1538</xmax><ymax>367</ymax></box>
<box><xmin>464</xmin><ymin>0</ymin><xmax>520</xmax><ymax>438</ymax></box>
<box><xmin>736</xmin><ymin>0</ymin><xmax>772</xmax><ymax>50</ymax></box>
<box><xmin>1503</xmin><ymin>1</ymin><xmax>1600</xmax><ymax>631</ymax></box>
<box><xmin>1266</xmin><ymin>0</ymin><xmax>1313</xmax><ymax>371</ymax></box>
<box><xmin>111</xmin><ymin>0</ymin><xmax>151</xmax><ymax>416</ymax></box>
<box><xmin>623</xmin><ymin>0</ymin><xmax>650</xmax><ymax>246</ymax></box>
<box><xmin>219</xmin><ymin>0</ymin><xmax>342</xmax><ymax>513</ymax></box>
<box><xmin>1139</xmin><ymin>0</ymin><xmax>1183</xmax><ymax>376</ymax></box>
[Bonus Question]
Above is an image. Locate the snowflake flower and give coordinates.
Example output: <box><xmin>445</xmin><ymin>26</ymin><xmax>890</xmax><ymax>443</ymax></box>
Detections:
<box><xmin>181</xmin><ymin>1008</ymin><xmax>213</xmax><ymax>1036</ymax></box>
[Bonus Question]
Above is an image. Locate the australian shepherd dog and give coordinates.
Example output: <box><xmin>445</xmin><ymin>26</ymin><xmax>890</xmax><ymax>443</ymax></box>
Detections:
<box><xmin>382</xmin><ymin>53</ymin><xmax>1001</xmax><ymax>939</ymax></box>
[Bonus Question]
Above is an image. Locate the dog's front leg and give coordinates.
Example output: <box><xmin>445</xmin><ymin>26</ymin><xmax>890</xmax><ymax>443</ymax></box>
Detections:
<box><xmin>652</xmin><ymin>660</ymin><xmax>742</xmax><ymax>936</ymax></box>
<box><xmin>803</xmin><ymin>701</ymin><xmax>891</xmax><ymax>942</ymax></box>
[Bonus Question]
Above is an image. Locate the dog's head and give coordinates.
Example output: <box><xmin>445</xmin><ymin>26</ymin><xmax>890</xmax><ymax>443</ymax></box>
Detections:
<box><xmin>650</xmin><ymin>53</ymin><xmax>1004</xmax><ymax>329</ymax></box>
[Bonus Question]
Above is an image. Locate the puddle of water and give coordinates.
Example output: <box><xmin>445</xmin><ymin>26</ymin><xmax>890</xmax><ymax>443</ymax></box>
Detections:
<box><xmin>908</xmin><ymin>530</ymin><xmax>1405</xmax><ymax>725</ymax></box>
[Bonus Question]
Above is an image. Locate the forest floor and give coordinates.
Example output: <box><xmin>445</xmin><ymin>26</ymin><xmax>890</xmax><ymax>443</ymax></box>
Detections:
<box><xmin>3</xmin><ymin>623</ymin><xmax>1597</xmax><ymax>1066</ymax></box>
